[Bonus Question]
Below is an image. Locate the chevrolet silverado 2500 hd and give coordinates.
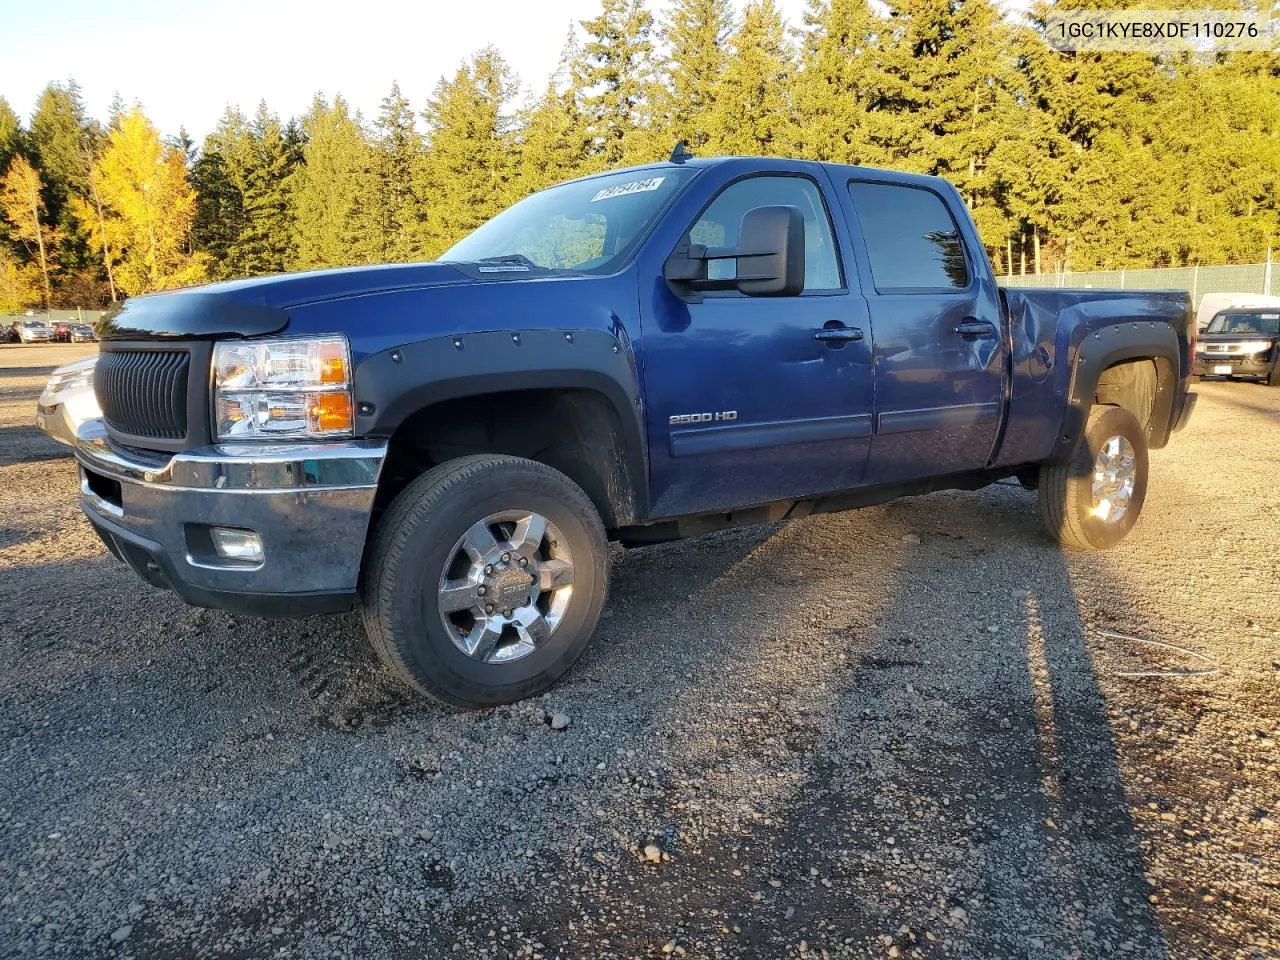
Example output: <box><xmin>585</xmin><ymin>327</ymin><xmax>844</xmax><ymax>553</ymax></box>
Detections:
<box><xmin>68</xmin><ymin>156</ymin><xmax>1196</xmax><ymax>706</ymax></box>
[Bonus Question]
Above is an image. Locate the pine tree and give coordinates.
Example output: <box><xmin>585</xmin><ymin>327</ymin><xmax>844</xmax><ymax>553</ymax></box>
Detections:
<box><xmin>230</xmin><ymin>103</ymin><xmax>298</xmax><ymax>275</ymax></box>
<box><xmin>373</xmin><ymin>82</ymin><xmax>427</xmax><ymax>261</ymax></box>
<box><xmin>92</xmin><ymin>108</ymin><xmax>207</xmax><ymax>294</ymax></box>
<box><xmin>1018</xmin><ymin>0</ymin><xmax>1172</xmax><ymax>270</ymax></box>
<box><xmin>575</xmin><ymin>0</ymin><xmax>656</xmax><ymax>167</ymax></box>
<box><xmin>791</xmin><ymin>0</ymin><xmax>886</xmax><ymax>164</ymax></box>
<box><xmin>192</xmin><ymin>107</ymin><xmax>254</xmax><ymax>279</ymax></box>
<box><xmin>418</xmin><ymin>48</ymin><xmax>519</xmax><ymax>257</ymax></box>
<box><xmin>514</xmin><ymin>37</ymin><xmax>592</xmax><ymax>195</ymax></box>
<box><xmin>29</xmin><ymin>82</ymin><xmax>92</xmax><ymax>230</ymax></box>
<box><xmin>28</xmin><ymin>81</ymin><xmax>95</xmax><ymax>289</ymax></box>
<box><xmin>706</xmin><ymin>0</ymin><xmax>794</xmax><ymax>157</ymax></box>
<box><xmin>0</xmin><ymin>98</ymin><xmax>21</xmax><ymax>179</ymax></box>
<box><xmin>516</xmin><ymin>81</ymin><xmax>592</xmax><ymax>196</ymax></box>
<box><xmin>653</xmin><ymin>0</ymin><xmax>733</xmax><ymax>151</ymax></box>
<box><xmin>291</xmin><ymin>95</ymin><xmax>377</xmax><ymax>269</ymax></box>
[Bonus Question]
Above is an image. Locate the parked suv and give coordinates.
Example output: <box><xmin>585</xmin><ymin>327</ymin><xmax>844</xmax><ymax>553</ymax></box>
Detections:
<box><xmin>1194</xmin><ymin>308</ymin><xmax>1280</xmax><ymax>385</ymax></box>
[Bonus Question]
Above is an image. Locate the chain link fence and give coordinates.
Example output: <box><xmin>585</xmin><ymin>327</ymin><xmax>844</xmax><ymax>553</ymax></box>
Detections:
<box><xmin>1000</xmin><ymin>262</ymin><xmax>1275</xmax><ymax>310</ymax></box>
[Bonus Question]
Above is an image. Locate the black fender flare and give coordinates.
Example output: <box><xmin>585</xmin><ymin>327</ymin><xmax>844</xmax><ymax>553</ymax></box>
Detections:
<box><xmin>353</xmin><ymin>328</ymin><xmax>648</xmax><ymax>520</ymax></box>
<box><xmin>1052</xmin><ymin>321</ymin><xmax>1181</xmax><ymax>461</ymax></box>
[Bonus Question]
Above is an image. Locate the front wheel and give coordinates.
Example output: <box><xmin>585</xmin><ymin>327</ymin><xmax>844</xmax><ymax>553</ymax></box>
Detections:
<box><xmin>1038</xmin><ymin>405</ymin><xmax>1149</xmax><ymax>550</ymax></box>
<box><xmin>1268</xmin><ymin>360</ymin><xmax>1280</xmax><ymax>388</ymax></box>
<box><xmin>360</xmin><ymin>455</ymin><xmax>608</xmax><ymax>707</ymax></box>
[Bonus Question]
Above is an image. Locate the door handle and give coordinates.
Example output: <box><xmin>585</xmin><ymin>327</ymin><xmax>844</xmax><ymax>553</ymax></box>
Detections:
<box><xmin>813</xmin><ymin>326</ymin><xmax>864</xmax><ymax>343</ymax></box>
<box><xmin>953</xmin><ymin>319</ymin><xmax>996</xmax><ymax>339</ymax></box>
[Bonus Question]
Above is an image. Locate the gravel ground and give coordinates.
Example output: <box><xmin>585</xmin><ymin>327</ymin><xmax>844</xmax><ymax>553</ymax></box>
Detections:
<box><xmin>2</xmin><ymin>342</ymin><xmax>1278</xmax><ymax>960</ymax></box>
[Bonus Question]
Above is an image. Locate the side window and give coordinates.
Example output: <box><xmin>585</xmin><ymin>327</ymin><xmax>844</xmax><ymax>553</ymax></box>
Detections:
<box><xmin>689</xmin><ymin>176</ymin><xmax>843</xmax><ymax>292</ymax></box>
<box><xmin>847</xmin><ymin>182</ymin><xmax>970</xmax><ymax>292</ymax></box>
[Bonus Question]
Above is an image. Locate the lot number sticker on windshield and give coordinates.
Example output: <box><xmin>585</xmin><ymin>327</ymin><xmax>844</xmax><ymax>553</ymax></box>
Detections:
<box><xmin>591</xmin><ymin>177</ymin><xmax>664</xmax><ymax>202</ymax></box>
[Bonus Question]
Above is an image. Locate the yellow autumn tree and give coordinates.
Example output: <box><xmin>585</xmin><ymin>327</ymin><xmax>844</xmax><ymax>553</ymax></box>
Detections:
<box><xmin>0</xmin><ymin>246</ymin><xmax>39</xmax><ymax>313</ymax></box>
<box><xmin>0</xmin><ymin>155</ymin><xmax>56</xmax><ymax>310</ymax></box>
<box><xmin>93</xmin><ymin>108</ymin><xmax>207</xmax><ymax>295</ymax></box>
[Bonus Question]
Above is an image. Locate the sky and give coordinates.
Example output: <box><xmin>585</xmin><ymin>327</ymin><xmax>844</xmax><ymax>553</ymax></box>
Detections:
<box><xmin>1</xmin><ymin>0</ymin><xmax>1031</xmax><ymax>142</ymax></box>
<box><xmin>0</xmin><ymin>0</ymin><xmax>811</xmax><ymax>140</ymax></box>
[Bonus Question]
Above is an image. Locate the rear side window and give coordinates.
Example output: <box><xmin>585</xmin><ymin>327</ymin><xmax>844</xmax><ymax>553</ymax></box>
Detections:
<box><xmin>689</xmin><ymin>175</ymin><xmax>844</xmax><ymax>292</ymax></box>
<box><xmin>847</xmin><ymin>182</ymin><xmax>970</xmax><ymax>293</ymax></box>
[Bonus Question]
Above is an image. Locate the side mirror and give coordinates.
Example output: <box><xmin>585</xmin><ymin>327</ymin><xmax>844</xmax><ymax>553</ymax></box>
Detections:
<box><xmin>663</xmin><ymin>204</ymin><xmax>806</xmax><ymax>298</ymax></box>
<box><xmin>733</xmin><ymin>205</ymin><xmax>805</xmax><ymax>296</ymax></box>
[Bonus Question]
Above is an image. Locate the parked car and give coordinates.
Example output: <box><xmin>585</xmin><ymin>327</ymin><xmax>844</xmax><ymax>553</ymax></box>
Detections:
<box><xmin>72</xmin><ymin>155</ymin><xmax>1195</xmax><ymax>706</ymax></box>
<box><xmin>36</xmin><ymin>356</ymin><xmax>101</xmax><ymax>446</ymax></box>
<box><xmin>1194</xmin><ymin>307</ymin><xmax>1280</xmax><ymax>385</ymax></box>
<box><xmin>10</xmin><ymin>319</ymin><xmax>53</xmax><ymax>343</ymax></box>
<box><xmin>69</xmin><ymin>323</ymin><xmax>97</xmax><ymax>343</ymax></box>
<box><xmin>52</xmin><ymin>322</ymin><xmax>72</xmax><ymax>342</ymax></box>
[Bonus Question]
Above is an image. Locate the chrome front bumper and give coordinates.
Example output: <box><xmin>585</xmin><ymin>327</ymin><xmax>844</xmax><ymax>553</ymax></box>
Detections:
<box><xmin>74</xmin><ymin>419</ymin><xmax>387</xmax><ymax>616</ymax></box>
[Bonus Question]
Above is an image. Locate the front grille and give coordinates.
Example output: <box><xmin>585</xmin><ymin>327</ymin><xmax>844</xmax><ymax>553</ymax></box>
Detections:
<box><xmin>96</xmin><ymin>349</ymin><xmax>191</xmax><ymax>441</ymax></box>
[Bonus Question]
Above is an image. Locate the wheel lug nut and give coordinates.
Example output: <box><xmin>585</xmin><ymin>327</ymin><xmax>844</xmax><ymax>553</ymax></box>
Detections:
<box><xmin>485</xmin><ymin>604</ymin><xmax>494</xmax><ymax>613</ymax></box>
<box><xmin>477</xmin><ymin>586</ymin><xmax>486</xmax><ymax>596</ymax></box>
<box><xmin>518</xmin><ymin>557</ymin><xmax>527</xmax><ymax>567</ymax></box>
<box><xmin>484</xmin><ymin>564</ymin><xmax>493</xmax><ymax>574</ymax></box>
<box><xmin>501</xmin><ymin>552</ymin><xmax>510</xmax><ymax>562</ymax></box>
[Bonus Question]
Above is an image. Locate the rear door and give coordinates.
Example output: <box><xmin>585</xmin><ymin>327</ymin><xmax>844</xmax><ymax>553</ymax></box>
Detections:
<box><xmin>638</xmin><ymin>170</ymin><xmax>875</xmax><ymax>518</ymax></box>
<box><xmin>841</xmin><ymin>178</ymin><xmax>1005</xmax><ymax>484</ymax></box>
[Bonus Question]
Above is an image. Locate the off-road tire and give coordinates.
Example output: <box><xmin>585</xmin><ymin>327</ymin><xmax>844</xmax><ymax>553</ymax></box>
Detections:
<box><xmin>1038</xmin><ymin>405</ymin><xmax>1149</xmax><ymax>550</ymax></box>
<box><xmin>1268</xmin><ymin>360</ymin><xmax>1280</xmax><ymax>387</ymax></box>
<box><xmin>360</xmin><ymin>455</ymin><xmax>608</xmax><ymax>707</ymax></box>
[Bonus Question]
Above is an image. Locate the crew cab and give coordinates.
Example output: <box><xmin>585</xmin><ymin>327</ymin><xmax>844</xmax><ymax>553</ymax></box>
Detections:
<box><xmin>64</xmin><ymin>156</ymin><xmax>1196</xmax><ymax>706</ymax></box>
<box><xmin>1194</xmin><ymin>307</ymin><xmax>1280</xmax><ymax>385</ymax></box>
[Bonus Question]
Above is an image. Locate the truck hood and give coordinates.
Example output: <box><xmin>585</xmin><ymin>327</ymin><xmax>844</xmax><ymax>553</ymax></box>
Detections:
<box><xmin>99</xmin><ymin>262</ymin><xmax>475</xmax><ymax>340</ymax></box>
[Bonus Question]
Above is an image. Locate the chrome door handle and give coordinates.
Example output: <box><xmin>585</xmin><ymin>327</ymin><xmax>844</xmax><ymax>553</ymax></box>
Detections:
<box><xmin>813</xmin><ymin>326</ymin><xmax>864</xmax><ymax>342</ymax></box>
<box><xmin>953</xmin><ymin>319</ymin><xmax>996</xmax><ymax>339</ymax></box>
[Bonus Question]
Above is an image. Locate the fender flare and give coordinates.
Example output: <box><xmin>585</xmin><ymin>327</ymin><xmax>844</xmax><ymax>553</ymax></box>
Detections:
<box><xmin>352</xmin><ymin>328</ymin><xmax>648</xmax><ymax>519</ymax></box>
<box><xmin>1052</xmin><ymin>321</ymin><xmax>1181</xmax><ymax>460</ymax></box>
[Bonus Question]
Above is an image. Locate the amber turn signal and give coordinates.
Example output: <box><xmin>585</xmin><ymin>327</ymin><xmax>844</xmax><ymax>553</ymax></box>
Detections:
<box><xmin>310</xmin><ymin>392</ymin><xmax>353</xmax><ymax>433</ymax></box>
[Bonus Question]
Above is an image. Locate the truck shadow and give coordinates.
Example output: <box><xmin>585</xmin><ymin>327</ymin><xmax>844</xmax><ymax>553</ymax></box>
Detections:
<box><xmin>484</xmin><ymin>483</ymin><xmax>1168</xmax><ymax>957</ymax></box>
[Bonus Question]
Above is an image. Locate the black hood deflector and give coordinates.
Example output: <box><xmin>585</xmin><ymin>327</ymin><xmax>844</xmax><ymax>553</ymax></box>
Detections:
<box><xmin>98</xmin><ymin>292</ymin><xmax>290</xmax><ymax>341</ymax></box>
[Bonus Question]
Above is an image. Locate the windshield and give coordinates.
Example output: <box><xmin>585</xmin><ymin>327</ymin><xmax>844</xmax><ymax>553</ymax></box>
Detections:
<box><xmin>441</xmin><ymin>168</ymin><xmax>696</xmax><ymax>273</ymax></box>
<box><xmin>1206</xmin><ymin>311</ymin><xmax>1280</xmax><ymax>336</ymax></box>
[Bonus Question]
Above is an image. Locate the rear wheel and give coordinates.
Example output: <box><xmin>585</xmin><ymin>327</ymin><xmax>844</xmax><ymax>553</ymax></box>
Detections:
<box><xmin>360</xmin><ymin>455</ymin><xmax>608</xmax><ymax>707</ymax></box>
<box><xmin>1268</xmin><ymin>359</ymin><xmax>1280</xmax><ymax>387</ymax></box>
<box><xmin>1038</xmin><ymin>405</ymin><xmax>1148</xmax><ymax>550</ymax></box>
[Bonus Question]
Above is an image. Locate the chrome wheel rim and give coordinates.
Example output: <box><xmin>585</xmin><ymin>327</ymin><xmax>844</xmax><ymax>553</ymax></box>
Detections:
<box><xmin>1090</xmin><ymin>435</ymin><xmax>1136</xmax><ymax>523</ymax></box>
<box><xmin>436</xmin><ymin>510</ymin><xmax>574</xmax><ymax>664</ymax></box>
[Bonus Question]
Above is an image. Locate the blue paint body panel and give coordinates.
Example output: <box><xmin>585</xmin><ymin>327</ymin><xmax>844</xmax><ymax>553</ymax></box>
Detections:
<box><xmin>107</xmin><ymin>156</ymin><xmax>1194</xmax><ymax>526</ymax></box>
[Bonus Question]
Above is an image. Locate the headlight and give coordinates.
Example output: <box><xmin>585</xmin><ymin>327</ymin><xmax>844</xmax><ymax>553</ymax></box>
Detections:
<box><xmin>213</xmin><ymin>336</ymin><xmax>353</xmax><ymax>440</ymax></box>
<box><xmin>1236</xmin><ymin>340</ymin><xmax>1274</xmax><ymax>355</ymax></box>
<box><xmin>46</xmin><ymin>357</ymin><xmax>97</xmax><ymax>393</ymax></box>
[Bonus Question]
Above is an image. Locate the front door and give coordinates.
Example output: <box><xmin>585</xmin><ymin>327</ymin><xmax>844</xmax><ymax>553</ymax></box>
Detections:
<box><xmin>640</xmin><ymin>173</ymin><xmax>874</xmax><ymax>519</ymax></box>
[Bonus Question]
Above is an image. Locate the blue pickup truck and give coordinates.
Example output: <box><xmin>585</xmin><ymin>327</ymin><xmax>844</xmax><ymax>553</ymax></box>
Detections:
<box><xmin>72</xmin><ymin>155</ymin><xmax>1196</xmax><ymax>706</ymax></box>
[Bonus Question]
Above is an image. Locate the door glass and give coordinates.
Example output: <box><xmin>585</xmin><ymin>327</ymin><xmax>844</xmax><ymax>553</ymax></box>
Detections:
<box><xmin>847</xmin><ymin>182</ymin><xmax>970</xmax><ymax>292</ymax></box>
<box><xmin>689</xmin><ymin>176</ymin><xmax>843</xmax><ymax>291</ymax></box>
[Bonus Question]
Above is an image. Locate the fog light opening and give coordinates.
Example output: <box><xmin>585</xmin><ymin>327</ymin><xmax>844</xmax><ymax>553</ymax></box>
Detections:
<box><xmin>210</xmin><ymin>528</ymin><xmax>265</xmax><ymax>563</ymax></box>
